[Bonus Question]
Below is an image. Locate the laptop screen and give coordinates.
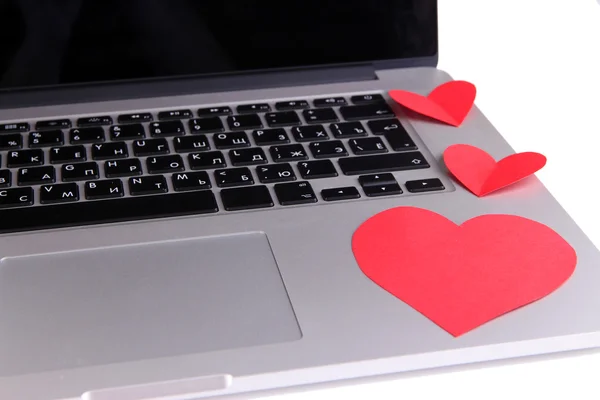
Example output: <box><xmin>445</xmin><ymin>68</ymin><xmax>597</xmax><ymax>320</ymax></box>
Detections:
<box><xmin>0</xmin><ymin>0</ymin><xmax>437</xmax><ymax>91</ymax></box>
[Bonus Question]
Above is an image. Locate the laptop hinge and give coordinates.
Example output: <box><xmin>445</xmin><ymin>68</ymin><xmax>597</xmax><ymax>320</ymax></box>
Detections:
<box><xmin>0</xmin><ymin>64</ymin><xmax>377</xmax><ymax>109</ymax></box>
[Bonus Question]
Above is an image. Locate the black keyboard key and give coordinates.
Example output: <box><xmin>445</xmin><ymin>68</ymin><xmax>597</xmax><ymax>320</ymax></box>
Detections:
<box><xmin>384</xmin><ymin>131</ymin><xmax>417</xmax><ymax>151</ymax></box>
<box><xmin>214</xmin><ymin>167</ymin><xmax>253</xmax><ymax>187</ymax></box>
<box><xmin>214</xmin><ymin>131</ymin><xmax>250</xmax><ymax>149</ymax></box>
<box><xmin>62</xmin><ymin>162</ymin><xmax>99</xmax><ymax>181</ymax></box>
<box><xmin>129</xmin><ymin>176</ymin><xmax>168</xmax><ymax>195</ymax></box>
<box><xmin>117</xmin><ymin>113</ymin><xmax>153</xmax><ymax>124</ymax></box>
<box><xmin>275</xmin><ymin>100</ymin><xmax>309</xmax><ymax>110</ymax></box>
<box><xmin>265</xmin><ymin>111</ymin><xmax>301</xmax><ymax>127</ymax></box>
<box><xmin>367</xmin><ymin>118</ymin><xmax>405</xmax><ymax>135</ymax></box>
<box><xmin>0</xmin><ymin>187</ymin><xmax>33</xmax><ymax>208</ymax></box>
<box><xmin>133</xmin><ymin>139</ymin><xmax>170</xmax><ymax>156</ymax></box>
<box><xmin>147</xmin><ymin>155</ymin><xmax>185</xmax><ymax>173</ymax></box>
<box><xmin>321</xmin><ymin>187</ymin><xmax>361</xmax><ymax>201</ymax></box>
<box><xmin>406</xmin><ymin>178</ymin><xmax>445</xmax><ymax>193</ymax></box>
<box><xmin>227</xmin><ymin>114</ymin><xmax>263</xmax><ymax>130</ymax></box>
<box><xmin>29</xmin><ymin>130</ymin><xmax>64</xmax><ymax>147</ymax></box>
<box><xmin>49</xmin><ymin>145</ymin><xmax>86</xmax><ymax>164</ymax></box>
<box><xmin>150</xmin><ymin>121</ymin><xmax>185</xmax><ymax>137</ymax></box>
<box><xmin>314</xmin><ymin>97</ymin><xmax>346</xmax><ymax>107</ymax></box>
<box><xmin>197</xmin><ymin>106</ymin><xmax>232</xmax><ymax>117</ymax></box>
<box><xmin>189</xmin><ymin>117</ymin><xmax>224</xmax><ymax>134</ymax></box>
<box><xmin>0</xmin><ymin>134</ymin><xmax>23</xmax><ymax>150</ymax></box>
<box><xmin>351</xmin><ymin>94</ymin><xmax>385</xmax><ymax>104</ymax></box>
<box><xmin>40</xmin><ymin>183</ymin><xmax>79</xmax><ymax>204</ymax></box>
<box><xmin>0</xmin><ymin>170</ymin><xmax>11</xmax><ymax>188</ymax></box>
<box><xmin>253</xmin><ymin>128</ymin><xmax>289</xmax><ymax>145</ymax></box>
<box><xmin>110</xmin><ymin>124</ymin><xmax>145</xmax><ymax>140</ymax></box>
<box><xmin>359</xmin><ymin>173</ymin><xmax>397</xmax><ymax>187</ymax></box>
<box><xmin>291</xmin><ymin>125</ymin><xmax>328</xmax><ymax>142</ymax></box>
<box><xmin>339</xmin><ymin>152</ymin><xmax>429</xmax><ymax>175</ymax></box>
<box><xmin>188</xmin><ymin>151</ymin><xmax>226</xmax><ymax>170</ymax></box>
<box><xmin>303</xmin><ymin>108</ymin><xmax>338</xmax><ymax>123</ymax></box>
<box><xmin>256</xmin><ymin>163</ymin><xmax>296</xmax><ymax>183</ymax></box>
<box><xmin>270</xmin><ymin>144</ymin><xmax>308</xmax><ymax>162</ymax></box>
<box><xmin>17</xmin><ymin>166</ymin><xmax>55</xmax><ymax>185</ymax></box>
<box><xmin>349</xmin><ymin>137</ymin><xmax>388</xmax><ymax>155</ymax></box>
<box><xmin>158</xmin><ymin>109</ymin><xmax>193</xmax><ymax>120</ymax></box>
<box><xmin>0</xmin><ymin>122</ymin><xmax>29</xmax><ymax>133</ymax></box>
<box><xmin>274</xmin><ymin>181</ymin><xmax>317</xmax><ymax>206</ymax></box>
<box><xmin>174</xmin><ymin>136</ymin><xmax>210</xmax><ymax>153</ymax></box>
<box><xmin>105</xmin><ymin>159</ymin><xmax>143</xmax><ymax>177</ymax></box>
<box><xmin>237</xmin><ymin>103</ymin><xmax>270</xmax><ymax>113</ymax></box>
<box><xmin>221</xmin><ymin>185</ymin><xmax>274</xmax><ymax>211</ymax></box>
<box><xmin>297</xmin><ymin>160</ymin><xmax>338</xmax><ymax>179</ymax></box>
<box><xmin>7</xmin><ymin>149</ymin><xmax>44</xmax><ymax>168</ymax></box>
<box><xmin>92</xmin><ymin>142</ymin><xmax>128</xmax><ymax>160</ymax></box>
<box><xmin>172</xmin><ymin>171</ymin><xmax>211</xmax><ymax>192</ymax></box>
<box><xmin>70</xmin><ymin>127</ymin><xmax>105</xmax><ymax>144</ymax></box>
<box><xmin>330</xmin><ymin>122</ymin><xmax>367</xmax><ymax>138</ymax></box>
<box><xmin>0</xmin><ymin>191</ymin><xmax>218</xmax><ymax>233</ymax></box>
<box><xmin>77</xmin><ymin>116</ymin><xmax>113</xmax><ymax>127</ymax></box>
<box><xmin>363</xmin><ymin>183</ymin><xmax>403</xmax><ymax>197</ymax></box>
<box><xmin>36</xmin><ymin>119</ymin><xmax>71</xmax><ymax>130</ymax></box>
<box><xmin>85</xmin><ymin>179</ymin><xmax>124</xmax><ymax>199</ymax></box>
<box><xmin>229</xmin><ymin>148</ymin><xmax>267</xmax><ymax>166</ymax></box>
<box><xmin>308</xmin><ymin>140</ymin><xmax>348</xmax><ymax>159</ymax></box>
<box><xmin>340</xmin><ymin>104</ymin><xmax>394</xmax><ymax>121</ymax></box>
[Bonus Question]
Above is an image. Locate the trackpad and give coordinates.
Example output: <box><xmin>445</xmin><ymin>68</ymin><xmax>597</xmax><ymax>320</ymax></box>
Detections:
<box><xmin>0</xmin><ymin>232</ymin><xmax>301</xmax><ymax>376</ymax></box>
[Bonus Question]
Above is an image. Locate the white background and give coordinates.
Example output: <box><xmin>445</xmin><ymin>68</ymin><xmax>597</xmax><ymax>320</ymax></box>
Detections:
<box><xmin>260</xmin><ymin>1</ymin><xmax>600</xmax><ymax>399</ymax></box>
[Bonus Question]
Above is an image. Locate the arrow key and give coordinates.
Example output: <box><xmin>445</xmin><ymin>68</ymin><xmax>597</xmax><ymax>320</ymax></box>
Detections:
<box><xmin>363</xmin><ymin>183</ymin><xmax>402</xmax><ymax>197</ymax></box>
<box><xmin>358</xmin><ymin>173</ymin><xmax>397</xmax><ymax>187</ymax></box>
<box><xmin>321</xmin><ymin>186</ymin><xmax>360</xmax><ymax>201</ymax></box>
<box><xmin>405</xmin><ymin>178</ymin><xmax>445</xmax><ymax>193</ymax></box>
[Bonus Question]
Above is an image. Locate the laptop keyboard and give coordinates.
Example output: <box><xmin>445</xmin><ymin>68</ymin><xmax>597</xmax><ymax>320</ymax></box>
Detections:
<box><xmin>0</xmin><ymin>93</ymin><xmax>446</xmax><ymax>233</ymax></box>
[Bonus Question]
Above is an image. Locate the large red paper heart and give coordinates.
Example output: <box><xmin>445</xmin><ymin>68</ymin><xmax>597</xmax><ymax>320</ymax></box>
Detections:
<box><xmin>352</xmin><ymin>207</ymin><xmax>576</xmax><ymax>337</ymax></box>
<box><xmin>389</xmin><ymin>81</ymin><xmax>476</xmax><ymax>127</ymax></box>
<box><xmin>444</xmin><ymin>144</ymin><xmax>547</xmax><ymax>197</ymax></box>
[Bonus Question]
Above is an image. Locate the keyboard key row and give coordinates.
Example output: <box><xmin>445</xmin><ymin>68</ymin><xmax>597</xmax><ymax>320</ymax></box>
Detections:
<box><xmin>0</xmin><ymin>151</ymin><xmax>432</xmax><ymax>189</ymax></box>
<box><xmin>4</xmin><ymin>141</ymin><xmax>426</xmax><ymax>172</ymax></box>
<box><xmin>0</xmin><ymin>172</ymin><xmax>444</xmax><ymax>233</ymax></box>
<box><xmin>3</xmin><ymin>114</ymin><xmax>400</xmax><ymax>153</ymax></box>
<box><xmin>4</xmin><ymin>93</ymin><xmax>387</xmax><ymax>134</ymax></box>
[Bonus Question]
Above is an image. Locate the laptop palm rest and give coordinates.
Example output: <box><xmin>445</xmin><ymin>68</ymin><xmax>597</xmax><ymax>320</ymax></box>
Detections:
<box><xmin>0</xmin><ymin>232</ymin><xmax>301</xmax><ymax>377</ymax></box>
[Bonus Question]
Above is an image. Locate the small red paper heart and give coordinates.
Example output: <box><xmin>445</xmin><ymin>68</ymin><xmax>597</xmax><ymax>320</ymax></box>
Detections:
<box><xmin>389</xmin><ymin>81</ymin><xmax>476</xmax><ymax>127</ymax></box>
<box><xmin>352</xmin><ymin>207</ymin><xmax>577</xmax><ymax>336</ymax></box>
<box><xmin>444</xmin><ymin>144</ymin><xmax>547</xmax><ymax>197</ymax></box>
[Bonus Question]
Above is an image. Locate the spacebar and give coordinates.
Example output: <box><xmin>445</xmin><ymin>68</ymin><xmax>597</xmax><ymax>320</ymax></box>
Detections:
<box><xmin>338</xmin><ymin>152</ymin><xmax>430</xmax><ymax>175</ymax></box>
<box><xmin>0</xmin><ymin>191</ymin><xmax>218</xmax><ymax>234</ymax></box>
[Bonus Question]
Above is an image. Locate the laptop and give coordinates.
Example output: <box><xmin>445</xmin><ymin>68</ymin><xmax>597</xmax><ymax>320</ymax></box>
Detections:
<box><xmin>1</xmin><ymin>1</ymin><xmax>600</xmax><ymax>399</ymax></box>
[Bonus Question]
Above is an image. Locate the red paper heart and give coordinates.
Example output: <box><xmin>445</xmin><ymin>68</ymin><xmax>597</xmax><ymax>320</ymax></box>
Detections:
<box><xmin>444</xmin><ymin>144</ymin><xmax>547</xmax><ymax>197</ymax></box>
<box><xmin>389</xmin><ymin>81</ymin><xmax>476</xmax><ymax>127</ymax></box>
<box><xmin>352</xmin><ymin>207</ymin><xmax>576</xmax><ymax>337</ymax></box>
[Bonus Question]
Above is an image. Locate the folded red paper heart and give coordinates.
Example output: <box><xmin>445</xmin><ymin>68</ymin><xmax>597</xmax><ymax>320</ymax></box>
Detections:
<box><xmin>443</xmin><ymin>144</ymin><xmax>547</xmax><ymax>196</ymax></box>
<box><xmin>389</xmin><ymin>81</ymin><xmax>476</xmax><ymax>127</ymax></box>
<box><xmin>352</xmin><ymin>207</ymin><xmax>577</xmax><ymax>337</ymax></box>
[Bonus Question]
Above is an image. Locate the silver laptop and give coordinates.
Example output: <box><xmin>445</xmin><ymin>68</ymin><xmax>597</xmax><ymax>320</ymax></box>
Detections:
<box><xmin>1</xmin><ymin>1</ymin><xmax>600</xmax><ymax>399</ymax></box>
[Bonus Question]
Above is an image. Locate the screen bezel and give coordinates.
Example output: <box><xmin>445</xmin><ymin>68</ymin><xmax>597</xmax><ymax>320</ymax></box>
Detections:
<box><xmin>0</xmin><ymin>1</ymin><xmax>438</xmax><ymax>108</ymax></box>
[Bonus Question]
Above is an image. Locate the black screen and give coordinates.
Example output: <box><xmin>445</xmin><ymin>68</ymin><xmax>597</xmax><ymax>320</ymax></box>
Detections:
<box><xmin>0</xmin><ymin>0</ymin><xmax>437</xmax><ymax>91</ymax></box>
